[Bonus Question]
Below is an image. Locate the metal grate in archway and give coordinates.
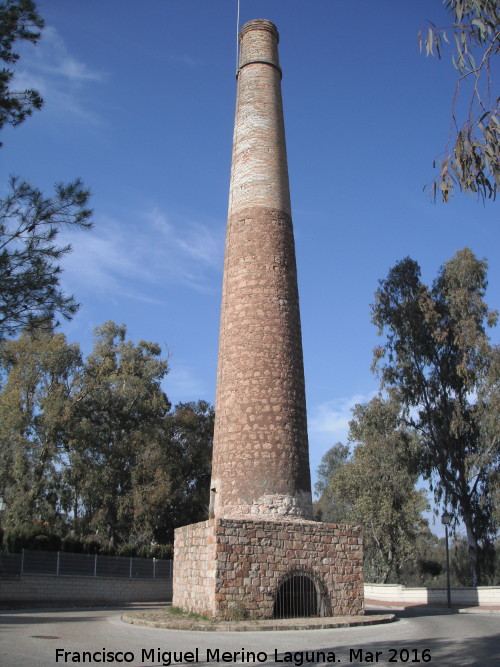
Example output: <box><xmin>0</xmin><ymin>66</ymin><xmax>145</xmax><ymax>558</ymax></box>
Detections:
<box><xmin>273</xmin><ymin>573</ymin><xmax>319</xmax><ymax>618</ymax></box>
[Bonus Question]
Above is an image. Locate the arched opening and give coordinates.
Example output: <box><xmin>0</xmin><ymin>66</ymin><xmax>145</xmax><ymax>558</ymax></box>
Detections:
<box><xmin>273</xmin><ymin>572</ymin><xmax>320</xmax><ymax>618</ymax></box>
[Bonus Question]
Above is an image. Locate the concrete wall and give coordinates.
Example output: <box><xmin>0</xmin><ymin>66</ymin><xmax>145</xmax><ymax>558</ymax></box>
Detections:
<box><xmin>0</xmin><ymin>574</ymin><xmax>171</xmax><ymax>606</ymax></box>
<box><xmin>365</xmin><ymin>583</ymin><xmax>500</xmax><ymax>606</ymax></box>
<box><xmin>3</xmin><ymin>574</ymin><xmax>498</xmax><ymax>609</ymax></box>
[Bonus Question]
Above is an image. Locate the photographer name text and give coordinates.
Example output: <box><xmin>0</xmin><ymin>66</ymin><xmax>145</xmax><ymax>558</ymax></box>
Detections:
<box><xmin>55</xmin><ymin>647</ymin><xmax>432</xmax><ymax>665</ymax></box>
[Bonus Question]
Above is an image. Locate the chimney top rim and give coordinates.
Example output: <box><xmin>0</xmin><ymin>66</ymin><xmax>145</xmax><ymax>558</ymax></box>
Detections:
<box><xmin>239</xmin><ymin>19</ymin><xmax>279</xmax><ymax>42</ymax></box>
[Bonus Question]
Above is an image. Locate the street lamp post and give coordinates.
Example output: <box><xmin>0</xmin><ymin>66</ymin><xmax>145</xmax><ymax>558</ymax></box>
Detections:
<box><xmin>441</xmin><ymin>510</ymin><xmax>452</xmax><ymax>609</ymax></box>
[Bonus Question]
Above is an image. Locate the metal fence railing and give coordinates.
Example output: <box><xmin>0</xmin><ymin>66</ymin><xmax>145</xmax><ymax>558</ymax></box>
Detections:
<box><xmin>0</xmin><ymin>549</ymin><xmax>172</xmax><ymax>580</ymax></box>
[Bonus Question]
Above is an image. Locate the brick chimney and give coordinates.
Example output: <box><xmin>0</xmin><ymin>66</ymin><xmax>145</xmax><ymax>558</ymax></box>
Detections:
<box><xmin>172</xmin><ymin>21</ymin><xmax>364</xmax><ymax>621</ymax></box>
<box><xmin>210</xmin><ymin>19</ymin><xmax>312</xmax><ymax>521</ymax></box>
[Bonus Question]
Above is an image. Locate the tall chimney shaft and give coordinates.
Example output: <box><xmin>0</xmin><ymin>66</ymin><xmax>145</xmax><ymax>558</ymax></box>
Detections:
<box><xmin>210</xmin><ymin>19</ymin><xmax>312</xmax><ymax>520</ymax></box>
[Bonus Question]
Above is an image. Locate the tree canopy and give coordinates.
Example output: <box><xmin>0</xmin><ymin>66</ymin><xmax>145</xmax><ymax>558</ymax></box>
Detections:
<box><xmin>0</xmin><ymin>2</ymin><xmax>92</xmax><ymax>339</ymax></box>
<box><xmin>0</xmin><ymin>325</ymin><xmax>82</xmax><ymax>529</ymax></box>
<box><xmin>314</xmin><ymin>441</ymin><xmax>351</xmax><ymax>525</ymax></box>
<box><xmin>0</xmin><ymin>0</ymin><xmax>44</xmax><ymax>139</ymax></box>
<box><xmin>0</xmin><ymin>177</ymin><xmax>93</xmax><ymax>339</ymax></box>
<box><xmin>0</xmin><ymin>323</ymin><xmax>214</xmax><ymax>554</ymax></box>
<box><xmin>372</xmin><ymin>247</ymin><xmax>499</xmax><ymax>585</ymax></box>
<box><xmin>315</xmin><ymin>395</ymin><xmax>428</xmax><ymax>584</ymax></box>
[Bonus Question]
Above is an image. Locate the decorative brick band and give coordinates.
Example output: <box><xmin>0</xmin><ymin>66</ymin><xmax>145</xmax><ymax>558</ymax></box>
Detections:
<box><xmin>237</xmin><ymin>60</ymin><xmax>283</xmax><ymax>79</ymax></box>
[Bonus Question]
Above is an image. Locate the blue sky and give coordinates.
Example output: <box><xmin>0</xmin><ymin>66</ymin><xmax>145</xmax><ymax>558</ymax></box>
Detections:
<box><xmin>2</xmin><ymin>1</ymin><xmax>498</xmax><ymax>532</ymax></box>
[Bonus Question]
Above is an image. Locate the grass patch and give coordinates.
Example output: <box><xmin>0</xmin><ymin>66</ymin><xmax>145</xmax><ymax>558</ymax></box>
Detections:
<box><xmin>168</xmin><ymin>606</ymin><xmax>211</xmax><ymax>622</ymax></box>
<box><xmin>168</xmin><ymin>606</ymin><xmax>184</xmax><ymax>616</ymax></box>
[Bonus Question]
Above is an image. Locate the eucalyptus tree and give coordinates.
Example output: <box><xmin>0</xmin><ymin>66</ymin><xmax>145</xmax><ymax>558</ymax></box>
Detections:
<box><xmin>419</xmin><ymin>0</ymin><xmax>500</xmax><ymax>201</ymax></box>
<box><xmin>162</xmin><ymin>400</ymin><xmax>214</xmax><ymax>531</ymax></box>
<box><xmin>314</xmin><ymin>442</ymin><xmax>351</xmax><ymax>524</ymax></box>
<box><xmin>0</xmin><ymin>321</ymin><xmax>215</xmax><ymax>553</ymax></box>
<box><xmin>68</xmin><ymin>321</ymin><xmax>171</xmax><ymax>550</ymax></box>
<box><xmin>328</xmin><ymin>395</ymin><xmax>428</xmax><ymax>584</ymax></box>
<box><xmin>132</xmin><ymin>400</ymin><xmax>214</xmax><ymax>547</ymax></box>
<box><xmin>372</xmin><ymin>247</ymin><xmax>499</xmax><ymax>584</ymax></box>
<box><xmin>0</xmin><ymin>327</ymin><xmax>82</xmax><ymax>529</ymax></box>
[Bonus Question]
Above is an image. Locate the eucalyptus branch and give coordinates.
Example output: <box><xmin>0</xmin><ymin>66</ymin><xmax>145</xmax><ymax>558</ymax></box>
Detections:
<box><xmin>420</xmin><ymin>3</ymin><xmax>499</xmax><ymax>201</ymax></box>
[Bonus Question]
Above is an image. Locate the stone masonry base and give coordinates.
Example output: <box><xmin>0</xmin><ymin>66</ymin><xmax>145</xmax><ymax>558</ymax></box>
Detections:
<box><xmin>173</xmin><ymin>518</ymin><xmax>364</xmax><ymax>620</ymax></box>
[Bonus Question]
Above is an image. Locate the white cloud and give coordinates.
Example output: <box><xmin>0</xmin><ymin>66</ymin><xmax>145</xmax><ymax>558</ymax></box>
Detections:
<box><xmin>149</xmin><ymin>208</ymin><xmax>222</xmax><ymax>271</ymax></box>
<box><xmin>308</xmin><ymin>391</ymin><xmax>378</xmax><ymax>489</ymax></box>
<box><xmin>61</xmin><ymin>220</ymin><xmax>156</xmax><ymax>303</ymax></box>
<box><xmin>309</xmin><ymin>393</ymin><xmax>375</xmax><ymax>443</ymax></box>
<box><xmin>60</xmin><ymin>208</ymin><xmax>224</xmax><ymax>302</ymax></box>
<box><xmin>13</xmin><ymin>25</ymin><xmax>106</xmax><ymax>123</ymax></box>
<box><xmin>31</xmin><ymin>27</ymin><xmax>105</xmax><ymax>82</ymax></box>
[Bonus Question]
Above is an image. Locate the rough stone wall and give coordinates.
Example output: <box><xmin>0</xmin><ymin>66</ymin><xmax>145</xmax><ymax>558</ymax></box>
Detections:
<box><xmin>211</xmin><ymin>19</ymin><xmax>312</xmax><ymax>521</ymax></box>
<box><xmin>172</xmin><ymin>521</ymin><xmax>217</xmax><ymax>616</ymax></box>
<box><xmin>173</xmin><ymin>518</ymin><xmax>364</xmax><ymax>620</ymax></box>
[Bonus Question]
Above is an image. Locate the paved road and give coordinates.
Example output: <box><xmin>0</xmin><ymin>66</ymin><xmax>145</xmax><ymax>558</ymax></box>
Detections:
<box><xmin>0</xmin><ymin>606</ymin><xmax>499</xmax><ymax>667</ymax></box>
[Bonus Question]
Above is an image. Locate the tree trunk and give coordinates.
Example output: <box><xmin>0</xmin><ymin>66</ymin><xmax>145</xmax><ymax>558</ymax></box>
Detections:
<box><xmin>463</xmin><ymin>515</ymin><xmax>480</xmax><ymax>586</ymax></box>
<box><xmin>73</xmin><ymin>491</ymin><xmax>79</xmax><ymax>533</ymax></box>
<box><xmin>381</xmin><ymin>547</ymin><xmax>393</xmax><ymax>584</ymax></box>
